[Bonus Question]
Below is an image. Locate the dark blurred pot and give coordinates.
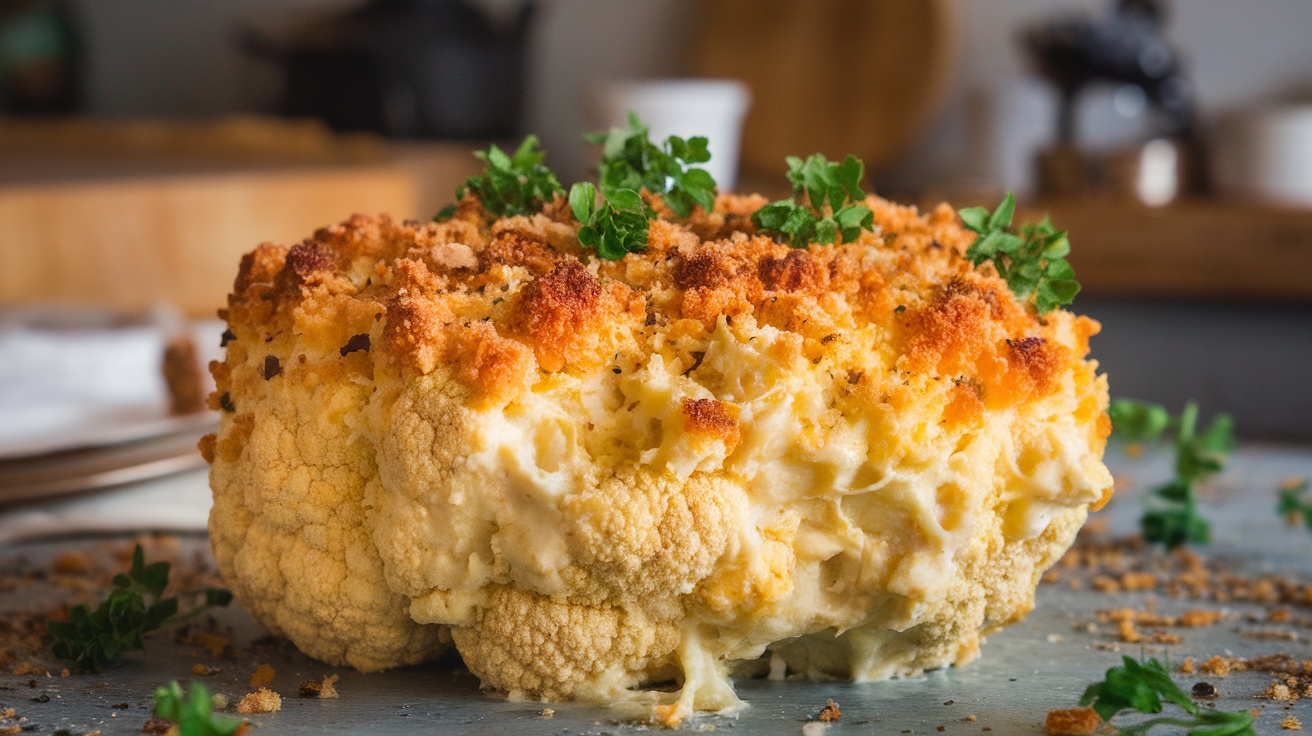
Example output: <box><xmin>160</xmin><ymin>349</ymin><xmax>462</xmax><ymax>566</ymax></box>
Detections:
<box><xmin>240</xmin><ymin>0</ymin><xmax>535</xmax><ymax>139</ymax></box>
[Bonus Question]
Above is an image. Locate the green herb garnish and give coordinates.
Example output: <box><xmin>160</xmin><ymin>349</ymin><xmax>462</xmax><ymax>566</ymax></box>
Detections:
<box><xmin>153</xmin><ymin>681</ymin><xmax>245</xmax><ymax>736</ymax></box>
<box><xmin>569</xmin><ymin>182</ymin><xmax>651</xmax><ymax>260</ymax></box>
<box><xmin>959</xmin><ymin>192</ymin><xmax>1080</xmax><ymax>314</ymax></box>
<box><xmin>449</xmin><ymin>135</ymin><xmax>564</xmax><ymax>219</ymax></box>
<box><xmin>1278</xmin><ymin>478</ymin><xmax>1312</xmax><ymax>533</ymax></box>
<box><xmin>46</xmin><ymin>545</ymin><xmax>232</xmax><ymax>672</ymax></box>
<box><xmin>1110</xmin><ymin>399</ymin><xmax>1236</xmax><ymax>548</ymax></box>
<box><xmin>586</xmin><ymin>112</ymin><xmax>718</xmax><ymax>218</ymax></box>
<box><xmin>752</xmin><ymin>154</ymin><xmax>874</xmax><ymax>247</ymax></box>
<box><xmin>1079</xmin><ymin>656</ymin><xmax>1256</xmax><ymax>735</ymax></box>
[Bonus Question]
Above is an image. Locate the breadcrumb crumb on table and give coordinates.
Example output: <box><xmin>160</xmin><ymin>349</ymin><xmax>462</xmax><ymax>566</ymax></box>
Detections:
<box><xmin>249</xmin><ymin>662</ymin><xmax>275</xmax><ymax>689</ymax></box>
<box><xmin>1045</xmin><ymin>707</ymin><xmax>1101</xmax><ymax>736</ymax></box>
<box><xmin>1283</xmin><ymin>714</ymin><xmax>1303</xmax><ymax>730</ymax></box>
<box><xmin>235</xmin><ymin>687</ymin><xmax>282</xmax><ymax>715</ymax></box>
<box><xmin>817</xmin><ymin>698</ymin><xmax>841</xmax><ymax>722</ymax></box>
<box><xmin>298</xmin><ymin>674</ymin><xmax>339</xmax><ymax>699</ymax></box>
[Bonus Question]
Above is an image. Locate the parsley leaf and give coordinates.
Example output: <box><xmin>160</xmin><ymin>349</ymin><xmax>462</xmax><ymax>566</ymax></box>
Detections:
<box><xmin>154</xmin><ymin>681</ymin><xmax>245</xmax><ymax>736</ymax></box>
<box><xmin>586</xmin><ymin>112</ymin><xmax>717</xmax><ymax>218</ymax></box>
<box><xmin>1079</xmin><ymin>656</ymin><xmax>1256</xmax><ymax>736</ymax></box>
<box><xmin>959</xmin><ymin>192</ymin><xmax>1080</xmax><ymax>314</ymax></box>
<box><xmin>452</xmin><ymin>135</ymin><xmax>564</xmax><ymax>219</ymax></box>
<box><xmin>46</xmin><ymin>545</ymin><xmax>232</xmax><ymax>672</ymax></box>
<box><xmin>1111</xmin><ymin>399</ymin><xmax>1236</xmax><ymax>548</ymax></box>
<box><xmin>569</xmin><ymin>182</ymin><xmax>650</xmax><ymax>260</ymax></box>
<box><xmin>1278</xmin><ymin>478</ymin><xmax>1312</xmax><ymax>534</ymax></box>
<box><xmin>752</xmin><ymin>154</ymin><xmax>874</xmax><ymax>247</ymax></box>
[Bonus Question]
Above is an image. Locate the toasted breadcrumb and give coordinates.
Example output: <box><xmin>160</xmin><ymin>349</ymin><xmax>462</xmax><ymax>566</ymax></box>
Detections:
<box><xmin>298</xmin><ymin>674</ymin><xmax>339</xmax><ymax>699</ymax></box>
<box><xmin>1283</xmin><ymin>715</ymin><xmax>1303</xmax><ymax>730</ymax></box>
<box><xmin>190</xmin><ymin>631</ymin><xmax>229</xmax><ymax>657</ymax></box>
<box><xmin>817</xmin><ymin>698</ymin><xmax>841</xmax><ymax>722</ymax></box>
<box><xmin>235</xmin><ymin>687</ymin><xmax>281</xmax><ymax>714</ymax></box>
<box><xmin>1180</xmin><ymin>610</ymin><xmax>1221</xmax><ymax>627</ymax></box>
<box><xmin>1202</xmin><ymin>656</ymin><xmax>1234</xmax><ymax>676</ymax></box>
<box><xmin>249</xmin><ymin>663</ymin><xmax>275</xmax><ymax>689</ymax></box>
<box><xmin>1045</xmin><ymin>707</ymin><xmax>1100</xmax><ymax>735</ymax></box>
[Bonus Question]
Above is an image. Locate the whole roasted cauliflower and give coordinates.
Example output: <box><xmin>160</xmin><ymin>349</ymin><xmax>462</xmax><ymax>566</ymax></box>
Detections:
<box><xmin>203</xmin><ymin>191</ymin><xmax>1112</xmax><ymax>722</ymax></box>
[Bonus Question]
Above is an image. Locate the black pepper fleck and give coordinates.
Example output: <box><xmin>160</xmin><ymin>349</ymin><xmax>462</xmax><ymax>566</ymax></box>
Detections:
<box><xmin>339</xmin><ymin>333</ymin><xmax>371</xmax><ymax>357</ymax></box>
<box><xmin>220</xmin><ymin>329</ymin><xmax>236</xmax><ymax>347</ymax></box>
<box><xmin>263</xmin><ymin>355</ymin><xmax>282</xmax><ymax>380</ymax></box>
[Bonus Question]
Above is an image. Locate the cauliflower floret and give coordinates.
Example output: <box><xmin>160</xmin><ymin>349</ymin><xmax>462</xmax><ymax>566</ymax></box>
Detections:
<box><xmin>207</xmin><ymin>198</ymin><xmax>1113</xmax><ymax>722</ymax></box>
<box><xmin>205</xmin><ymin>230</ymin><xmax>449</xmax><ymax>671</ymax></box>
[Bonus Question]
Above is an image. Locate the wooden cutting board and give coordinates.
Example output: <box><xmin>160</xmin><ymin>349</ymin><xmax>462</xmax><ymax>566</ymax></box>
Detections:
<box><xmin>691</xmin><ymin>0</ymin><xmax>957</xmax><ymax>178</ymax></box>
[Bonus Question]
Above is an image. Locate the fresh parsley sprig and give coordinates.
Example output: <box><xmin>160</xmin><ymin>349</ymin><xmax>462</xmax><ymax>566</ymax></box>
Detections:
<box><xmin>154</xmin><ymin>681</ymin><xmax>245</xmax><ymax>736</ymax></box>
<box><xmin>442</xmin><ymin>135</ymin><xmax>565</xmax><ymax>220</ymax></box>
<box><xmin>1079</xmin><ymin>656</ymin><xmax>1255</xmax><ymax>736</ymax></box>
<box><xmin>586</xmin><ymin>112</ymin><xmax>718</xmax><ymax>218</ymax></box>
<box><xmin>569</xmin><ymin>182</ymin><xmax>651</xmax><ymax>260</ymax></box>
<box><xmin>959</xmin><ymin>193</ymin><xmax>1080</xmax><ymax>314</ymax></box>
<box><xmin>1278</xmin><ymin>478</ymin><xmax>1312</xmax><ymax>534</ymax></box>
<box><xmin>46</xmin><ymin>545</ymin><xmax>233</xmax><ymax>672</ymax></box>
<box><xmin>1110</xmin><ymin>400</ymin><xmax>1236</xmax><ymax>548</ymax></box>
<box><xmin>752</xmin><ymin>154</ymin><xmax>874</xmax><ymax>247</ymax></box>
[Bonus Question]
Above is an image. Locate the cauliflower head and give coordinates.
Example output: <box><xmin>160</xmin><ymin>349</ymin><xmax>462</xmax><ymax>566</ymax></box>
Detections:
<box><xmin>205</xmin><ymin>193</ymin><xmax>1112</xmax><ymax>720</ymax></box>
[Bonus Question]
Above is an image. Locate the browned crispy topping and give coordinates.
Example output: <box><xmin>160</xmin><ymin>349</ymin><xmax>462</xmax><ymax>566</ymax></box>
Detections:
<box><xmin>680</xmin><ymin>397</ymin><xmax>741</xmax><ymax>451</ymax></box>
<box><xmin>512</xmin><ymin>259</ymin><xmax>605</xmax><ymax>372</ymax></box>
<box><xmin>214</xmin><ymin>195</ymin><xmax>1093</xmax><ymax>415</ymax></box>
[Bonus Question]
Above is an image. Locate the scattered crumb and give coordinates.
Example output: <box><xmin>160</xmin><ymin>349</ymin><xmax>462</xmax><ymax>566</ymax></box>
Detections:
<box><xmin>817</xmin><ymin>698</ymin><xmax>841</xmax><ymax>722</ymax></box>
<box><xmin>1240</xmin><ymin>628</ymin><xmax>1298</xmax><ymax>642</ymax></box>
<box><xmin>1042</xmin><ymin>570</ymin><xmax>1061</xmax><ymax>584</ymax></box>
<box><xmin>1092</xmin><ymin>575</ymin><xmax>1121</xmax><ymax>593</ymax></box>
<box><xmin>1180</xmin><ymin>610</ymin><xmax>1221</xmax><ymax>627</ymax></box>
<box><xmin>1046</xmin><ymin>634</ymin><xmax>1065</xmax><ymax>644</ymax></box>
<box><xmin>298</xmin><ymin>674</ymin><xmax>339</xmax><ymax>699</ymax></box>
<box><xmin>191</xmin><ymin>663</ymin><xmax>219</xmax><ymax>676</ymax></box>
<box><xmin>1121</xmin><ymin>572</ymin><xmax>1157</xmax><ymax>591</ymax></box>
<box><xmin>51</xmin><ymin>552</ymin><xmax>92</xmax><ymax>576</ymax></box>
<box><xmin>1117</xmin><ymin>618</ymin><xmax>1141</xmax><ymax>643</ymax></box>
<box><xmin>235</xmin><ymin>687</ymin><xmax>282</xmax><ymax>715</ymax></box>
<box><xmin>1283</xmin><ymin>714</ymin><xmax>1303</xmax><ymax>730</ymax></box>
<box><xmin>1182</xmin><ymin>657</ymin><xmax>1197</xmax><ymax>674</ymax></box>
<box><xmin>965</xmin><ymin>714</ymin><xmax>977</xmax><ymax>722</ymax></box>
<box><xmin>1263</xmin><ymin>682</ymin><xmax>1295</xmax><ymax>702</ymax></box>
<box><xmin>190</xmin><ymin>631</ymin><xmax>229</xmax><ymax>657</ymax></box>
<box><xmin>1201</xmin><ymin>656</ymin><xmax>1234</xmax><ymax>677</ymax></box>
<box><xmin>1045</xmin><ymin>707</ymin><xmax>1101</xmax><ymax>736</ymax></box>
<box><xmin>211</xmin><ymin>693</ymin><xmax>229</xmax><ymax>711</ymax></box>
<box><xmin>249</xmin><ymin>663</ymin><xmax>275</xmax><ymax>689</ymax></box>
<box><xmin>540</xmin><ymin>708</ymin><xmax>554</xmax><ymax>718</ymax></box>
<box><xmin>60</xmin><ymin>668</ymin><xmax>69</xmax><ymax>677</ymax></box>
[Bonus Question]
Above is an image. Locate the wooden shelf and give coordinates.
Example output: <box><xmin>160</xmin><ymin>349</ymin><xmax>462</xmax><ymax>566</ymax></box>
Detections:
<box><xmin>0</xmin><ymin>139</ymin><xmax>480</xmax><ymax>318</ymax></box>
<box><xmin>1025</xmin><ymin>199</ymin><xmax>1312</xmax><ymax>302</ymax></box>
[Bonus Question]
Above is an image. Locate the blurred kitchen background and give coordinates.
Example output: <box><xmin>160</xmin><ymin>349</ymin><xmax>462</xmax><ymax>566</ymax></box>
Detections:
<box><xmin>1</xmin><ymin>0</ymin><xmax>1310</xmax><ymax>446</ymax></box>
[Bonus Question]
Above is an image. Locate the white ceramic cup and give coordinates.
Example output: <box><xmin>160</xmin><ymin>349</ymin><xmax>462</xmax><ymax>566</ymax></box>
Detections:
<box><xmin>588</xmin><ymin>79</ymin><xmax>751</xmax><ymax>191</ymax></box>
<box><xmin>1211</xmin><ymin>105</ymin><xmax>1312</xmax><ymax>207</ymax></box>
